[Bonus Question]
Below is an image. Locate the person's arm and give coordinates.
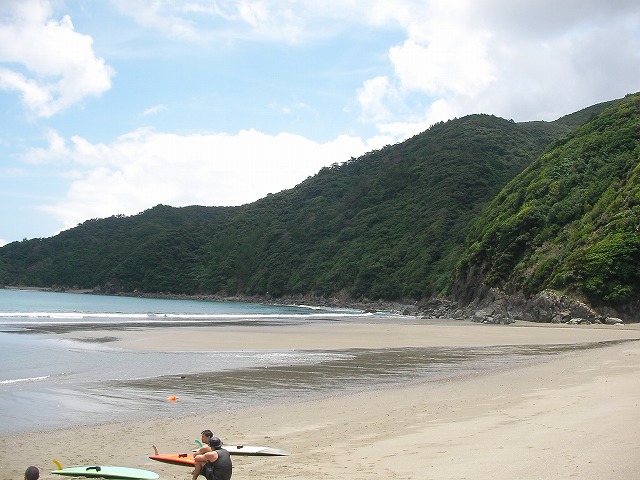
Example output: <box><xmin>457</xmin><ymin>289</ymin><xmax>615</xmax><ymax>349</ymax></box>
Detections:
<box><xmin>196</xmin><ymin>445</ymin><xmax>212</xmax><ymax>455</ymax></box>
<box><xmin>202</xmin><ymin>451</ymin><xmax>219</xmax><ymax>463</ymax></box>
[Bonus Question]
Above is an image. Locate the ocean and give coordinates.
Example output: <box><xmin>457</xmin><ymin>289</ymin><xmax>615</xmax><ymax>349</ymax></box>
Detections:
<box><xmin>0</xmin><ymin>289</ymin><xmax>602</xmax><ymax>435</ymax></box>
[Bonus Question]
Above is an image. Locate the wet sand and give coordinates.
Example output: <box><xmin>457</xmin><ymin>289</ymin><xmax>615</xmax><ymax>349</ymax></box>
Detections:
<box><xmin>61</xmin><ymin>317</ymin><xmax>640</xmax><ymax>350</ymax></box>
<box><xmin>2</xmin><ymin>319</ymin><xmax>640</xmax><ymax>480</ymax></box>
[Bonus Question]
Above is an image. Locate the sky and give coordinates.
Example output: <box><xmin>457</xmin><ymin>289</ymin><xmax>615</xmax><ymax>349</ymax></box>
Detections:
<box><xmin>1</xmin><ymin>0</ymin><xmax>639</xmax><ymax>246</ymax></box>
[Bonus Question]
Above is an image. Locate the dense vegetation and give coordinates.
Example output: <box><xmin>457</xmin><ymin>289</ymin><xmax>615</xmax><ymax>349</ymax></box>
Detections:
<box><xmin>457</xmin><ymin>93</ymin><xmax>640</xmax><ymax>307</ymax></box>
<box><xmin>0</xmin><ymin>96</ymin><xmax>632</xmax><ymax>312</ymax></box>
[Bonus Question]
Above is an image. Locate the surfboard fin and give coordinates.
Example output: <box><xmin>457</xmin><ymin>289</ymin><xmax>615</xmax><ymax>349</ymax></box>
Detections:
<box><xmin>52</xmin><ymin>460</ymin><xmax>63</xmax><ymax>470</ymax></box>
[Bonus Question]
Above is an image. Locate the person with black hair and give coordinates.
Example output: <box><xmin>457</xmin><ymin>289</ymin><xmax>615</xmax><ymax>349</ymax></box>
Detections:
<box><xmin>192</xmin><ymin>437</ymin><xmax>232</xmax><ymax>480</ymax></box>
<box><xmin>196</xmin><ymin>430</ymin><xmax>215</xmax><ymax>454</ymax></box>
<box><xmin>152</xmin><ymin>428</ymin><xmax>215</xmax><ymax>457</ymax></box>
<box><xmin>24</xmin><ymin>466</ymin><xmax>39</xmax><ymax>480</ymax></box>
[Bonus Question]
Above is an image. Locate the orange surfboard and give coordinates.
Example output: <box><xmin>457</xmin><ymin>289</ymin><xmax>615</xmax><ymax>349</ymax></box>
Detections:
<box><xmin>148</xmin><ymin>453</ymin><xmax>195</xmax><ymax>467</ymax></box>
<box><xmin>150</xmin><ymin>445</ymin><xmax>289</xmax><ymax>466</ymax></box>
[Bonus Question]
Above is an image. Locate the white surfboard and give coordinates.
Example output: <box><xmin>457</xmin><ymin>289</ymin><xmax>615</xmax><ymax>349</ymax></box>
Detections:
<box><xmin>51</xmin><ymin>466</ymin><xmax>159</xmax><ymax>479</ymax></box>
<box><xmin>223</xmin><ymin>444</ymin><xmax>289</xmax><ymax>456</ymax></box>
<box><xmin>192</xmin><ymin>444</ymin><xmax>289</xmax><ymax>456</ymax></box>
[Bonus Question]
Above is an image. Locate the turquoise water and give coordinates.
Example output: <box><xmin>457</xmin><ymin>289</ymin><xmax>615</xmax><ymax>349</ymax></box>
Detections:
<box><xmin>0</xmin><ymin>289</ymin><xmax>381</xmax><ymax>433</ymax></box>
<box><xmin>0</xmin><ymin>289</ymin><xmax>603</xmax><ymax>435</ymax></box>
<box><xmin>0</xmin><ymin>288</ymin><xmax>366</xmax><ymax>329</ymax></box>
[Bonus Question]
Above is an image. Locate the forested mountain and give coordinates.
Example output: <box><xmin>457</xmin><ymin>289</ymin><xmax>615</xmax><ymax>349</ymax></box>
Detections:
<box><xmin>454</xmin><ymin>93</ymin><xmax>640</xmax><ymax>314</ymax></box>
<box><xmin>0</xmin><ymin>95</ymin><xmax>632</xmax><ymax>318</ymax></box>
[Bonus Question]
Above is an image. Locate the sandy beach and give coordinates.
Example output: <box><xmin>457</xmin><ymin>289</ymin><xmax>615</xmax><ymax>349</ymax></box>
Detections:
<box><xmin>2</xmin><ymin>319</ymin><xmax>640</xmax><ymax>480</ymax></box>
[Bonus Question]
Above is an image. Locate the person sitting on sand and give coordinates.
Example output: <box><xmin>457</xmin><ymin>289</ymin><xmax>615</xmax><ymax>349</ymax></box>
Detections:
<box><xmin>152</xmin><ymin>429</ymin><xmax>216</xmax><ymax>457</ymax></box>
<box><xmin>197</xmin><ymin>430</ymin><xmax>215</xmax><ymax>453</ymax></box>
<box><xmin>192</xmin><ymin>437</ymin><xmax>232</xmax><ymax>480</ymax></box>
<box><xmin>24</xmin><ymin>466</ymin><xmax>39</xmax><ymax>480</ymax></box>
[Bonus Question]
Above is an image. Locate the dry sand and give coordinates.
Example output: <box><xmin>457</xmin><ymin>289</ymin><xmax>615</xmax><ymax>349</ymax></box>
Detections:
<box><xmin>2</xmin><ymin>320</ymin><xmax>640</xmax><ymax>480</ymax></box>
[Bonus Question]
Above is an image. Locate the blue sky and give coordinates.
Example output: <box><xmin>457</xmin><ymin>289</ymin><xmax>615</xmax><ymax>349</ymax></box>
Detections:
<box><xmin>1</xmin><ymin>0</ymin><xmax>639</xmax><ymax>246</ymax></box>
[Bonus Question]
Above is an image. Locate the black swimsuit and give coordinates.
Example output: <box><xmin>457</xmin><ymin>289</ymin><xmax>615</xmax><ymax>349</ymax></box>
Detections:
<box><xmin>202</xmin><ymin>448</ymin><xmax>232</xmax><ymax>480</ymax></box>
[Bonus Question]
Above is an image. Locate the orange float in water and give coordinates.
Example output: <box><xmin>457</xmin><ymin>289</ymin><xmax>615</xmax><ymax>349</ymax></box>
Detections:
<box><xmin>167</xmin><ymin>395</ymin><xmax>178</xmax><ymax>402</ymax></box>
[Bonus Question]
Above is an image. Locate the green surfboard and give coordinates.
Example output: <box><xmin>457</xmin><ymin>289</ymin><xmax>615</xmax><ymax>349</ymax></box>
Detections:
<box><xmin>51</xmin><ymin>466</ymin><xmax>159</xmax><ymax>479</ymax></box>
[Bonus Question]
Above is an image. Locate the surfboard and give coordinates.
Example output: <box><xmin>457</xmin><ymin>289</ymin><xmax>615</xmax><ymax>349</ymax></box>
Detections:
<box><xmin>191</xmin><ymin>439</ymin><xmax>289</xmax><ymax>456</ymax></box>
<box><xmin>51</xmin><ymin>466</ymin><xmax>159</xmax><ymax>480</ymax></box>
<box><xmin>148</xmin><ymin>453</ymin><xmax>195</xmax><ymax>467</ymax></box>
<box><xmin>224</xmin><ymin>444</ymin><xmax>290</xmax><ymax>456</ymax></box>
<box><xmin>150</xmin><ymin>445</ymin><xmax>289</xmax><ymax>466</ymax></box>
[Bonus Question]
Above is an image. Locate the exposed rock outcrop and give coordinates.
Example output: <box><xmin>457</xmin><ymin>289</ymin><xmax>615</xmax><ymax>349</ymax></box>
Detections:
<box><xmin>448</xmin><ymin>263</ymin><xmax>636</xmax><ymax>324</ymax></box>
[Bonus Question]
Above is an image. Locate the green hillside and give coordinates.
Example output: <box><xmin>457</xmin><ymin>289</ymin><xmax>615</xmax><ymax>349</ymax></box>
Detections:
<box><xmin>0</xmin><ymin>98</ymin><xmax>622</xmax><ymax>307</ymax></box>
<box><xmin>456</xmin><ymin>93</ymin><xmax>640</xmax><ymax>309</ymax></box>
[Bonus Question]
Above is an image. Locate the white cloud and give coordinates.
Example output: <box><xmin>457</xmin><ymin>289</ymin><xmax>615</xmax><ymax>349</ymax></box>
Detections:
<box><xmin>142</xmin><ymin>104</ymin><xmax>169</xmax><ymax>116</ymax></box>
<box><xmin>21</xmin><ymin>129</ymin><xmax>70</xmax><ymax>164</ymax></box>
<box><xmin>357</xmin><ymin>76</ymin><xmax>395</xmax><ymax>123</ymax></box>
<box><xmin>0</xmin><ymin>68</ymin><xmax>52</xmax><ymax>112</ymax></box>
<box><xmin>0</xmin><ymin>0</ymin><xmax>114</xmax><ymax>117</ymax></box>
<box><xmin>109</xmin><ymin>0</ymin><xmax>202</xmax><ymax>41</ymax></box>
<box><xmin>356</xmin><ymin>0</ymin><xmax>640</xmax><ymax>139</ymax></box>
<box><xmin>108</xmin><ymin>0</ymin><xmax>408</xmax><ymax>44</ymax></box>
<box><xmin>0</xmin><ymin>167</ymin><xmax>28</xmax><ymax>178</ymax></box>
<box><xmin>30</xmin><ymin>127</ymin><xmax>380</xmax><ymax>231</ymax></box>
<box><xmin>108</xmin><ymin>0</ymin><xmax>638</xmax><ymax>135</ymax></box>
<box><xmin>389</xmin><ymin>33</ymin><xmax>494</xmax><ymax>96</ymax></box>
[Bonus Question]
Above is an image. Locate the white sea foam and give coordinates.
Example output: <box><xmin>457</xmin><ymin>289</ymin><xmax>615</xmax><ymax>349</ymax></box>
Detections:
<box><xmin>0</xmin><ymin>375</ymin><xmax>50</xmax><ymax>385</ymax></box>
<box><xmin>0</xmin><ymin>310</ymin><xmax>373</xmax><ymax>326</ymax></box>
<box><xmin>216</xmin><ymin>350</ymin><xmax>352</xmax><ymax>366</ymax></box>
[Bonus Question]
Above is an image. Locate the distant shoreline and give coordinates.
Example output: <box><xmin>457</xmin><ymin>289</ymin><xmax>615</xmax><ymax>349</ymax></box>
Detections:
<box><xmin>2</xmin><ymin>285</ymin><xmax>426</xmax><ymax>316</ymax></box>
<box><xmin>5</xmin><ymin>285</ymin><xmax>636</xmax><ymax>325</ymax></box>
